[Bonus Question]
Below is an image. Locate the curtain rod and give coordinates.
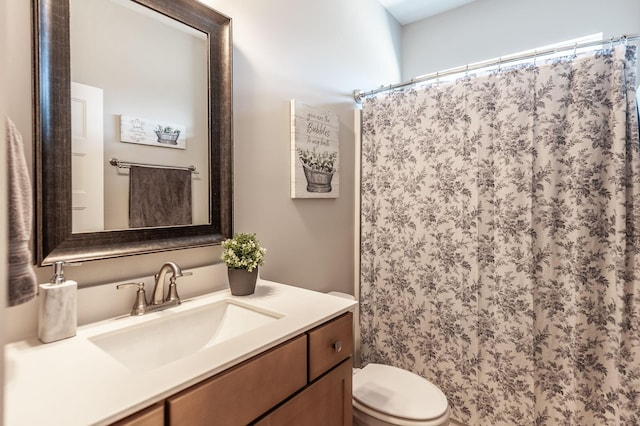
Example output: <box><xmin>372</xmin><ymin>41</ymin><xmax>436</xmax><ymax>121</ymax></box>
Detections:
<box><xmin>109</xmin><ymin>158</ymin><xmax>199</xmax><ymax>174</ymax></box>
<box><xmin>354</xmin><ymin>34</ymin><xmax>640</xmax><ymax>103</ymax></box>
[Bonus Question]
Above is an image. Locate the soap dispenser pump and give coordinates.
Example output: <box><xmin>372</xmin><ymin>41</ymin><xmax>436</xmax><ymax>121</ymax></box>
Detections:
<box><xmin>38</xmin><ymin>261</ymin><xmax>78</xmax><ymax>343</ymax></box>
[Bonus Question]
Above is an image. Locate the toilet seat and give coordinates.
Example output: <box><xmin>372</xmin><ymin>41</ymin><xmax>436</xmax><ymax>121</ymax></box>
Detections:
<box><xmin>353</xmin><ymin>364</ymin><xmax>449</xmax><ymax>425</ymax></box>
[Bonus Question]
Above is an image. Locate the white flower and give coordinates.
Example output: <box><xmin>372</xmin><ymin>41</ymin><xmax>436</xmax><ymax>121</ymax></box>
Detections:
<box><xmin>221</xmin><ymin>233</ymin><xmax>267</xmax><ymax>272</ymax></box>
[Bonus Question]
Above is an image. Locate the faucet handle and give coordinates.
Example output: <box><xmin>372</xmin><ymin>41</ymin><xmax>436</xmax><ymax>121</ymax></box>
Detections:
<box><xmin>165</xmin><ymin>271</ymin><xmax>192</xmax><ymax>304</ymax></box>
<box><xmin>165</xmin><ymin>272</ymin><xmax>189</xmax><ymax>304</ymax></box>
<box><xmin>117</xmin><ymin>282</ymin><xmax>147</xmax><ymax>316</ymax></box>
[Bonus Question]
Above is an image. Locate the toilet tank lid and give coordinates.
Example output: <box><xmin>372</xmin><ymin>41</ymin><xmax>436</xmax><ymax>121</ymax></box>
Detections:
<box><xmin>353</xmin><ymin>363</ymin><xmax>448</xmax><ymax>421</ymax></box>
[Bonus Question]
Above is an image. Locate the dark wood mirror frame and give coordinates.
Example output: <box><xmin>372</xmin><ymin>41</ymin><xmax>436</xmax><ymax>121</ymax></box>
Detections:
<box><xmin>33</xmin><ymin>0</ymin><xmax>233</xmax><ymax>266</ymax></box>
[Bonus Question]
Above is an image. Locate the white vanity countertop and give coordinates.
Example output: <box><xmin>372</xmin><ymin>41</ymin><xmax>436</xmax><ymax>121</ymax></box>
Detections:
<box><xmin>4</xmin><ymin>280</ymin><xmax>357</xmax><ymax>426</ymax></box>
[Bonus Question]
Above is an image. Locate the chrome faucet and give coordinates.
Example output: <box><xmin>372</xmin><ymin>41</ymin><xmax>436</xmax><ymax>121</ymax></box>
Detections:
<box><xmin>152</xmin><ymin>261</ymin><xmax>184</xmax><ymax>305</ymax></box>
<box><xmin>117</xmin><ymin>262</ymin><xmax>192</xmax><ymax>316</ymax></box>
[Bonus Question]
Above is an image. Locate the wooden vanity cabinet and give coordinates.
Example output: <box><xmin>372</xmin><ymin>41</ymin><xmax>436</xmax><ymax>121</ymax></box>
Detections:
<box><xmin>253</xmin><ymin>311</ymin><xmax>354</xmax><ymax>426</ymax></box>
<box><xmin>111</xmin><ymin>402</ymin><xmax>164</xmax><ymax>426</ymax></box>
<box><xmin>111</xmin><ymin>312</ymin><xmax>353</xmax><ymax>426</ymax></box>
<box><xmin>253</xmin><ymin>359</ymin><xmax>352</xmax><ymax>426</ymax></box>
<box><xmin>167</xmin><ymin>335</ymin><xmax>308</xmax><ymax>425</ymax></box>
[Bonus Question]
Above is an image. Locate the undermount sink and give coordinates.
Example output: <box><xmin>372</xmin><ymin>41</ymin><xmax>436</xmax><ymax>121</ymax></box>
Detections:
<box><xmin>89</xmin><ymin>299</ymin><xmax>283</xmax><ymax>372</ymax></box>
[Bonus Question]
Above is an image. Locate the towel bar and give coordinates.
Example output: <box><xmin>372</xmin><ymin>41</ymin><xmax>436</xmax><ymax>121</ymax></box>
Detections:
<box><xmin>109</xmin><ymin>158</ymin><xmax>199</xmax><ymax>174</ymax></box>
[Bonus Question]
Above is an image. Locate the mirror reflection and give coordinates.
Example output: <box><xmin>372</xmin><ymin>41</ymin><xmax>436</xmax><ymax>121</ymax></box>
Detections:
<box><xmin>69</xmin><ymin>0</ymin><xmax>210</xmax><ymax>233</ymax></box>
<box><xmin>34</xmin><ymin>0</ymin><xmax>232</xmax><ymax>265</ymax></box>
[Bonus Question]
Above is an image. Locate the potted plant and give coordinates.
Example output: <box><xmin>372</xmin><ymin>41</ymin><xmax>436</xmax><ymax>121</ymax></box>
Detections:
<box><xmin>297</xmin><ymin>148</ymin><xmax>337</xmax><ymax>193</ymax></box>
<box><xmin>221</xmin><ymin>233</ymin><xmax>267</xmax><ymax>295</ymax></box>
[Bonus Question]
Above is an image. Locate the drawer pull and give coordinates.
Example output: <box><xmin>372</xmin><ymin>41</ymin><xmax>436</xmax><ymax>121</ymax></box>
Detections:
<box><xmin>332</xmin><ymin>341</ymin><xmax>343</xmax><ymax>353</ymax></box>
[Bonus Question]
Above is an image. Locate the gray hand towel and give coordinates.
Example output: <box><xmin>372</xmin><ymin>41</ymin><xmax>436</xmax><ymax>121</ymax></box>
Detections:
<box><xmin>129</xmin><ymin>166</ymin><xmax>192</xmax><ymax>228</ymax></box>
<box><xmin>7</xmin><ymin>117</ymin><xmax>37</xmax><ymax>307</ymax></box>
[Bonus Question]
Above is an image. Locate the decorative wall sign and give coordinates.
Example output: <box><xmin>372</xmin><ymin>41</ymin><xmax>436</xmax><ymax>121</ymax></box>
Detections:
<box><xmin>119</xmin><ymin>115</ymin><xmax>186</xmax><ymax>149</ymax></box>
<box><xmin>290</xmin><ymin>100</ymin><xmax>339</xmax><ymax>198</ymax></box>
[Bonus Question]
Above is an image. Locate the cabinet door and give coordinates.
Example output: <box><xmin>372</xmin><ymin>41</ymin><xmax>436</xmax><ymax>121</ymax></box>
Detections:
<box><xmin>308</xmin><ymin>312</ymin><xmax>353</xmax><ymax>381</ymax></box>
<box><xmin>167</xmin><ymin>335</ymin><xmax>307</xmax><ymax>426</ymax></box>
<box><xmin>110</xmin><ymin>402</ymin><xmax>164</xmax><ymax>426</ymax></box>
<box><xmin>254</xmin><ymin>359</ymin><xmax>353</xmax><ymax>426</ymax></box>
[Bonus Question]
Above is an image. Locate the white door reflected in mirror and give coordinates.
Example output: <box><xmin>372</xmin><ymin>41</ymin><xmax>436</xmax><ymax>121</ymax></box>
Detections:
<box><xmin>71</xmin><ymin>82</ymin><xmax>105</xmax><ymax>233</ymax></box>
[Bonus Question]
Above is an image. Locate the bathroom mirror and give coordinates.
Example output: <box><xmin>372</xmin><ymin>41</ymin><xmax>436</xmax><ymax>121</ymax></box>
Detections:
<box><xmin>33</xmin><ymin>0</ymin><xmax>233</xmax><ymax>265</ymax></box>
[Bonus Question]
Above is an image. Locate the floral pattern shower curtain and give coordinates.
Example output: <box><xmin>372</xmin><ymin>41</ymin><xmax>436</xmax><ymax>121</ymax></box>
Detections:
<box><xmin>360</xmin><ymin>45</ymin><xmax>640</xmax><ymax>425</ymax></box>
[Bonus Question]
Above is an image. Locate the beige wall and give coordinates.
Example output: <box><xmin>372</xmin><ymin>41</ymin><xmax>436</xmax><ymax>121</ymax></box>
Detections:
<box><xmin>4</xmin><ymin>0</ymin><xmax>401</xmax><ymax>342</ymax></box>
<box><xmin>402</xmin><ymin>0</ymin><xmax>640</xmax><ymax>80</ymax></box>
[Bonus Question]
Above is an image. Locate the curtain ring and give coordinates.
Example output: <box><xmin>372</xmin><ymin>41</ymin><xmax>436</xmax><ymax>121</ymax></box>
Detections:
<box><xmin>573</xmin><ymin>42</ymin><xmax>578</xmax><ymax>56</ymax></box>
<box><xmin>609</xmin><ymin>37</ymin><xmax>614</xmax><ymax>49</ymax></box>
<box><xmin>465</xmin><ymin>64</ymin><xmax>469</xmax><ymax>76</ymax></box>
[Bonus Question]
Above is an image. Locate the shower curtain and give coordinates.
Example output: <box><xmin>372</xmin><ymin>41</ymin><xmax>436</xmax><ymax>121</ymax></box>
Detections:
<box><xmin>359</xmin><ymin>45</ymin><xmax>640</xmax><ymax>425</ymax></box>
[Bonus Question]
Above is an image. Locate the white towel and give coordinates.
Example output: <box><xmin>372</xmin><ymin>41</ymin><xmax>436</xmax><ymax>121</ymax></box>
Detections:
<box><xmin>7</xmin><ymin>117</ymin><xmax>37</xmax><ymax>306</ymax></box>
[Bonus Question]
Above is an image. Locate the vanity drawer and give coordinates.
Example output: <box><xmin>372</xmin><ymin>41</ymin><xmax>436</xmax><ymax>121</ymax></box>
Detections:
<box><xmin>307</xmin><ymin>312</ymin><xmax>353</xmax><ymax>381</ymax></box>
<box><xmin>166</xmin><ymin>335</ymin><xmax>307</xmax><ymax>426</ymax></box>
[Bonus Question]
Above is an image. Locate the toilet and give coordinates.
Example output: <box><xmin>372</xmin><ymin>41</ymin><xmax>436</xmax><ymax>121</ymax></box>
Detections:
<box><xmin>328</xmin><ymin>292</ymin><xmax>450</xmax><ymax>426</ymax></box>
<box><xmin>352</xmin><ymin>363</ymin><xmax>450</xmax><ymax>426</ymax></box>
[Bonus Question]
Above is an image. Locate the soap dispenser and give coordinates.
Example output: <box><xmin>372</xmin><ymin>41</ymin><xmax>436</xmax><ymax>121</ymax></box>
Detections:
<box><xmin>38</xmin><ymin>261</ymin><xmax>78</xmax><ymax>343</ymax></box>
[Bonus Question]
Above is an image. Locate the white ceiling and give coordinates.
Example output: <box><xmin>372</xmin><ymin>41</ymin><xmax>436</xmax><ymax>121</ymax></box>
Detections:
<box><xmin>378</xmin><ymin>0</ymin><xmax>478</xmax><ymax>25</ymax></box>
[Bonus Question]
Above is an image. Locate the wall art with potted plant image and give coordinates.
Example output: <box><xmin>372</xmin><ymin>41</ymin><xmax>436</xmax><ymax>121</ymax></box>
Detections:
<box><xmin>290</xmin><ymin>100</ymin><xmax>339</xmax><ymax>198</ymax></box>
<box><xmin>119</xmin><ymin>114</ymin><xmax>187</xmax><ymax>150</ymax></box>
